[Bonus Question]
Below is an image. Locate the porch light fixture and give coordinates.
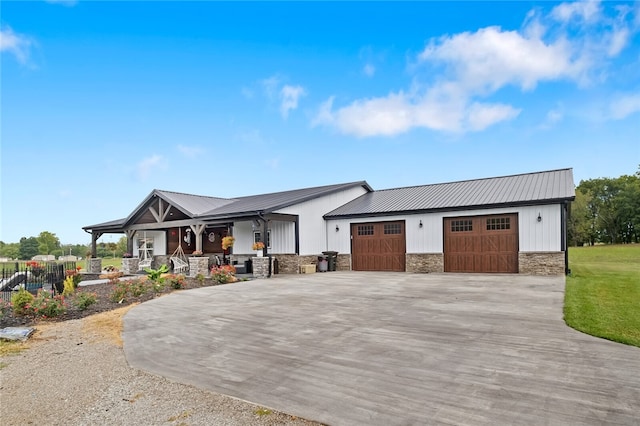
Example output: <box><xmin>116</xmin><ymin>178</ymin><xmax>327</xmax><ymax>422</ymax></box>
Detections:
<box><xmin>537</xmin><ymin>213</ymin><xmax>542</xmax><ymax>222</ymax></box>
<box><xmin>419</xmin><ymin>220</ymin><xmax>423</xmax><ymax>228</ymax></box>
<box><xmin>335</xmin><ymin>225</ymin><xmax>340</xmax><ymax>232</ymax></box>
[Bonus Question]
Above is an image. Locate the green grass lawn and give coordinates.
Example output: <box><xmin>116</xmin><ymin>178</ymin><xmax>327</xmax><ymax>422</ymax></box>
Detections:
<box><xmin>565</xmin><ymin>244</ymin><xmax>640</xmax><ymax>347</ymax></box>
<box><xmin>77</xmin><ymin>257</ymin><xmax>123</xmax><ymax>271</ymax></box>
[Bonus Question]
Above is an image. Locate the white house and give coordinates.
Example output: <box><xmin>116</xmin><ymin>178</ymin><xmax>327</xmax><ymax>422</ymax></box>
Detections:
<box><xmin>83</xmin><ymin>168</ymin><xmax>575</xmax><ymax>275</ymax></box>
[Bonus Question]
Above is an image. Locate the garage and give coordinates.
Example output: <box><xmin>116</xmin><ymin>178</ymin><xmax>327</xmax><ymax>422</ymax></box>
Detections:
<box><xmin>444</xmin><ymin>214</ymin><xmax>518</xmax><ymax>273</ymax></box>
<box><xmin>351</xmin><ymin>221</ymin><xmax>406</xmax><ymax>271</ymax></box>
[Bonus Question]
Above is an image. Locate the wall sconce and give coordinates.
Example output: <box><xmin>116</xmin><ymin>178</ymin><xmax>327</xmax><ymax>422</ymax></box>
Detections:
<box><xmin>419</xmin><ymin>220</ymin><xmax>423</xmax><ymax>228</ymax></box>
<box><xmin>537</xmin><ymin>213</ymin><xmax>542</xmax><ymax>222</ymax></box>
<box><xmin>335</xmin><ymin>225</ymin><xmax>340</xmax><ymax>232</ymax></box>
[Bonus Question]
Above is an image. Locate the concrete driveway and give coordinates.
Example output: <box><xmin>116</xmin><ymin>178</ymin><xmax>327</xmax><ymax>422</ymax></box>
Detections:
<box><xmin>123</xmin><ymin>272</ymin><xmax>640</xmax><ymax>425</ymax></box>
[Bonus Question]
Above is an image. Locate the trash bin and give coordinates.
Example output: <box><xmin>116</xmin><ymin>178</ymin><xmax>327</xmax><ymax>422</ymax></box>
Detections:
<box><xmin>317</xmin><ymin>256</ymin><xmax>328</xmax><ymax>272</ymax></box>
<box><xmin>322</xmin><ymin>251</ymin><xmax>338</xmax><ymax>271</ymax></box>
<box><xmin>244</xmin><ymin>259</ymin><xmax>253</xmax><ymax>274</ymax></box>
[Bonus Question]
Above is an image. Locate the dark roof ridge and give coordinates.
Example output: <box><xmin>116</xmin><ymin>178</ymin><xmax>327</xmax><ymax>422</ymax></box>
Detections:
<box><xmin>374</xmin><ymin>168</ymin><xmax>574</xmax><ymax>192</ymax></box>
<box><xmin>155</xmin><ymin>189</ymin><xmax>234</xmax><ymax>201</ymax></box>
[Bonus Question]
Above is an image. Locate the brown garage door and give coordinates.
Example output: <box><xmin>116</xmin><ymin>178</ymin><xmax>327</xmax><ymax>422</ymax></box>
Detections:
<box><xmin>444</xmin><ymin>214</ymin><xmax>518</xmax><ymax>273</ymax></box>
<box><xmin>351</xmin><ymin>221</ymin><xmax>406</xmax><ymax>272</ymax></box>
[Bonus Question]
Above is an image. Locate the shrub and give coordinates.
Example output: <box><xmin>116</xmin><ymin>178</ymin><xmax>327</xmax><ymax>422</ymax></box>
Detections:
<box><xmin>195</xmin><ymin>273</ymin><xmax>205</xmax><ymax>286</ymax></box>
<box><xmin>62</xmin><ymin>276</ymin><xmax>76</xmax><ymax>296</ymax></box>
<box><xmin>73</xmin><ymin>292</ymin><xmax>97</xmax><ymax>311</ymax></box>
<box><xmin>210</xmin><ymin>265</ymin><xmax>237</xmax><ymax>284</ymax></box>
<box><xmin>110</xmin><ymin>281</ymin><xmax>129</xmax><ymax>303</ymax></box>
<box><xmin>0</xmin><ymin>300</ymin><xmax>12</xmax><ymax>318</ymax></box>
<box><xmin>11</xmin><ymin>289</ymin><xmax>34</xmax><ymax>316</ymax></box>
<box><xmin>167</xmin><ymin>274</ymin><xmax>186</xmax><ymax>289</ymax></box>
<box><xmin>29</xmin><ymin>290</ymin><xmax>66</xmax><ymax>319</ymax></box>
<box><xmin>129</xmin><ymin>279</ymin><xmax>149</xmax><ymax>297</ymax></box>
<box><xmin>65</xmin><ymin>268</ymin><xmax>83</xmax><ymax>289</ymax></box>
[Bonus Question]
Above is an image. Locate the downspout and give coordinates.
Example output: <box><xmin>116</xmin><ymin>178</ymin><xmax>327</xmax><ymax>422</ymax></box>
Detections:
<box><xmin>562</xmin><ymin>201</ymin><xmax>570</xmax><ymax>275</ymax></box>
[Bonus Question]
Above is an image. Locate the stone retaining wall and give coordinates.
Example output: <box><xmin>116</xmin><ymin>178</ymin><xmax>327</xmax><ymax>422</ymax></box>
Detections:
<box><xmin>406</xmin><ymin>253</ymin><xmax>444</xmax><ymax>273</ymax></box>
<box><xmin>336</xmin><ymin>254</ymin><xmax>351</xmax><ymax>271</ymax></box>
<box><xmin>519</xmin><ymin>252</ymin><xmax>565</xmax><ymax>275</ymax></box>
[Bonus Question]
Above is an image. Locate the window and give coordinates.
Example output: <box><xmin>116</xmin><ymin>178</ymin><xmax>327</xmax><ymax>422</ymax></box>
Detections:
<box><xmin>253</xmin><ymin>230</ymin><xmax>271</xmax><ymax>249</ymax></box>
<box><xmin>357</xmin><ymin>225</ymin><xmax>374</xmax><ymax>236</ymax></box>
<box><xmin>486</xmin><ymin>217</ymin><xmax>510</xmax><ymax>230</ymax></box>
<box><xmin>137</xmin><ymin>236</ymin><xmax>154</xmax><ymax>259</ymax></box>
<box><xmin>451</xmin><ymin>219</ymin><xmax>473</xmax><ymax>232</ymax></box>
<box><xmin>384</xmin><ymin>223</ymin><xmax>402</xmax><ymax>234</ymax></box>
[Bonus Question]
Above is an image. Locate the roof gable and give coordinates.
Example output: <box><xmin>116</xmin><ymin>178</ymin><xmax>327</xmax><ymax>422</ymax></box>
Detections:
<box><xmin>200</xmin><ymin>181</ymin><xmax>372</xmax><ymax>218</ymax></box>
<box><xmin>325</xmin><ymin>169</ymin><xmax>575</xmax><ymax>218</ymax></box>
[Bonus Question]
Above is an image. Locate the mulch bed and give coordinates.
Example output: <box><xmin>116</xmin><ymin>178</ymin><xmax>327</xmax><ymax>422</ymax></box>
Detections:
<box><xmin>0</xmin><ymin>277</ymin><xmax>227</xmax><ymax>329</ymax></box>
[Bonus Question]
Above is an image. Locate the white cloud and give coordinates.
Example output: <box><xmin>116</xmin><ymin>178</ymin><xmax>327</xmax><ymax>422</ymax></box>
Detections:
<box><xmin>314</xmin><ymin>1</ymin><xmax>639</xmax><ymax>137</ymax></box>
<box><xmin>136</xmin><ymin>155</ymin><xmax>167</xmax><ymax>181</ymax></box>
<box><xmin>608</xmin><ymin>93</ymin><xmax>640</xmax><ymax>119</ymax></box>
<box><xmin>551</xmin><ymin>0</ymin><xmax>602</xmax><ymax>24</ymax></box>
<box><xmin>0</xmin><ymin>26</ymin><xmax>33</xmax><ymax>65</ymax></box>
<box><xmin>418</xmin><ymin>26</ymin><xmax>583</xmax><ymax>92</ymax></box>
<box><xmin>363</xmin><ymin>63</ymin><xmax>376</xmax><ymax>77</ymax></box>
<box><xmin>280</xmin><ymin>84</ymin><xmax>306</xmax><ymax>118</ymax></box>
<box><xmin>177</xmin><ymin>144</ymin><xmax>204</xmax><ymax>159</ymax></box>
<box><xmin>262</xmin><ymin>75</ymin><xmax>281</xmax><ymax>100</ymax></box>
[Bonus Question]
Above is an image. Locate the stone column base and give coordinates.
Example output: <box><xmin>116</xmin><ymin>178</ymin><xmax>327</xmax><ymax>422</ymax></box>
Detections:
<box><xmin>121</xmin><ymin>258</ymin><xmax>139</xmax><ymax>275</ymax></box>
<box><xmin>188</xmin><ymin>257</ymin><xmax>209</xmax><ymax>278</ymax></box>
<box><xmin>252</xmin><ymin>257</ymin><xmax>270</xmax><ymax>279</ymax></box>
<box><xmin>88</xmin><ymin>258</ymin><xmax>102</xmax><ymax>273</ymax></box>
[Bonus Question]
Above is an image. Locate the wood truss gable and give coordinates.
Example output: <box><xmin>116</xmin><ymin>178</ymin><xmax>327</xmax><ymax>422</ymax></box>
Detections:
<box><xmin>130</xmin><ymin>194</ymin><xmax>191</xmax><ymax>226</ymax></box>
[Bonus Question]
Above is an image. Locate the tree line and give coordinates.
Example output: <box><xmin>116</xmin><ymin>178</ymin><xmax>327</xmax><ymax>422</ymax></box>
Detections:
<box><xmin>568</xmin><ymin>166</ymin><xmax>640</xmax><ymax>246</ymax></box>
<box><xmin>0</xmin><ymin>232</ymin><xmax>128</xmax><ymax>261</ymax></box>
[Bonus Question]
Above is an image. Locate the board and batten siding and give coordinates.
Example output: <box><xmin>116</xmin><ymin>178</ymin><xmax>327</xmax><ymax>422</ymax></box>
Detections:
<box><xmin>136</xmin><ymin>230</ymin><xmax>167</xmax><ymax>256</ymax></box>
<box><xmin>232</xmin><ymin>220</ymin><xmax>296</xmax><ymax>254</ymax></box>
<box><xmin>326</xmin><ymin>204</ymin><xmax>563</xmax><ymax>255</ymax></box>
<box><xmin>277</xmin><ymin>185</ymin><xmax>369</xmax><ymax>255</ymax></box>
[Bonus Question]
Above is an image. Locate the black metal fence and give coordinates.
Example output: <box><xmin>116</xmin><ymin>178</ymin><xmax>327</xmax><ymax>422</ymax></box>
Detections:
<box><xmin>0</xmin><ymin>261</ymin><xmax>75</xmax><ymax>303</ymax></box>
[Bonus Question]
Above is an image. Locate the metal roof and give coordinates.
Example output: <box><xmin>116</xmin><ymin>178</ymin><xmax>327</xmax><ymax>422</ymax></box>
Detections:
<box><xmin>201</xmin><ymin>181</ymin><xmax>372</xmax><ymax>218</ymax></box>
<box><xmin>156</xmin><ymin>190</ymin><xmax>235</xmax><ymax>216</ymax></box>
<box><xmin>325</xmin><ymin>168</ymin><xmax>575</xmax><ymax>218</ymax></box>
<box><xmin>83</xmin><ymin>181</ymin><xmax>372</xmax><ymax>231</ymax></box>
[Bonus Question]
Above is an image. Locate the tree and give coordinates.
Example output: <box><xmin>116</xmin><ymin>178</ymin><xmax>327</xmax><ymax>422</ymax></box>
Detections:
<box><xmin>568</xmin><ymin>191</ymin><xmax>594</xmax><ymax>246</ymax></box>
<box><xmin>37</xmin><ymin>231</ymin><xmax>61</xmax><ymax>255</ymax></box>
<box><xmin>574</xmin><ymin>166</ymin><xmax>640</xmax><ymax>244</ymax></box>
<box><xmin>0</xmin><ymin>241</ymin><xmax>20</xmax><ymax>259</ymax></box>
<box><xmin>19</xmin><ymin>237</ymin><xmax>40</xmax><ymax>260</ymax></box>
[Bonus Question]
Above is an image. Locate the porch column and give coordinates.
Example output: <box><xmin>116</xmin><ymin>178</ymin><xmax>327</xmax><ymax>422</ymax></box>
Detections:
<box><xmin>90</xmin><ymin>231</ymin><xmax>103</xmax><ymax>258</ymax></box>
<box><xmin>125</xmin><ymin>230</ymin><xmax>137</xmax><ymax>256</ymax></box>
<box><xmin>190</xmin><ymin>224</ymin><xmax>206</xmax><ymax>252</ymax></box>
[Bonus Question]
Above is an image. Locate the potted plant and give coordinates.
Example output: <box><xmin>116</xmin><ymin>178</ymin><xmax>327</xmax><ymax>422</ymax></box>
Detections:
<box><xmin>252</xmin><ymin>241</ymin><xmax>265</xmax><ymax>257</ymax></box>
<box><xmin>192</xmin><ymin>250</ymin><xmax>203</xmax><ymax>257</ymax></box>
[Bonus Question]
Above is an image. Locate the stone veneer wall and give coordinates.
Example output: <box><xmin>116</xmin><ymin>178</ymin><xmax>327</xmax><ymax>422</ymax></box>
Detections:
<box><xmin>519</xmin><ymin>252</ymin><xmax>565</xmax><ymax>275</ymax></box>
<box><xmin>336</xmin><ymin>254</ymin><xmax>351</xmax><ymax>271</ymax></box>
<box><xmin>406</xmin><ymin>253</ymin><xmax>444</xmax><ymax>273</ymax></box>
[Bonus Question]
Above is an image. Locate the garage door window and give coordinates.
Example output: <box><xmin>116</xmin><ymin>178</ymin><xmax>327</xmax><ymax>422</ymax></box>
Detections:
<box><xmin>384</xmin><ymin>223</ymin><xmax>402</xmax><ymax>234</ymax></box>
<box><xmin>486</xmin><ymin>217</ymin><xmax>511</xmax><ymax>230</ymax></box>
<box><xmin>451</xmin><ymin>219</ymin><xmax>473</xmax><ymax>232</ymax></box>
<box><xmin>357</xmin><ymin>225</ymin><xmax>374</xmax><ymax>236</ymax></box>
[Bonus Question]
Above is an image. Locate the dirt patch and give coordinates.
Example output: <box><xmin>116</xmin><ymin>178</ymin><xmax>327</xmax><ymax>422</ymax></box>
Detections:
<box><xmin>82</xmin><ymin>304</ymin><xmax>137</xmax><ymax>347</ymax></box>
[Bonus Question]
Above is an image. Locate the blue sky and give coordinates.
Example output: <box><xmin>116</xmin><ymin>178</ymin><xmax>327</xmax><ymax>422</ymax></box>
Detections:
<box><xmin>2</xmin><ymin>1</ymin><xmax>639</xmax><ymax>245</ymax></box>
